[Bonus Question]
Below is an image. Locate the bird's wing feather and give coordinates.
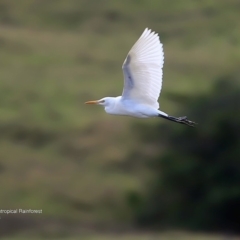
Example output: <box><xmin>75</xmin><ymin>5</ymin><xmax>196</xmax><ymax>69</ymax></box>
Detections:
<box><xmin>122</xmin><ymin>28</ymin><xmax>164</xmax><ymax>109</ymax></box>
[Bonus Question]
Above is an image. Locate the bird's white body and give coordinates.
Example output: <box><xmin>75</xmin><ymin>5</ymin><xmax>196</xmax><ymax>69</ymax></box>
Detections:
<box><xmin>85</xmin><ymin>28</ymin><xmax>196</xmax><ymax>127</ymax></box>
<box><xmin>103</xmin><ymin>96</ymin><xmax>167</xmax><ymax>118</ymax></box>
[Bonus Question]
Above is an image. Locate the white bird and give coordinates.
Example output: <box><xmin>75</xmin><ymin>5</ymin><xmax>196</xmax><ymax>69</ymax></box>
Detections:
<box><xmin>85</xmin><ymin>28</ymin><xmax>196</xmax><ymax>127</ymax></box>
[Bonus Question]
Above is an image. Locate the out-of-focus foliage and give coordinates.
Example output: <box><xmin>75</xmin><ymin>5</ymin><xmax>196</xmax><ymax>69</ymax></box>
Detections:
<box><xmin>130</xmin><ymin>76</ymin><xmax>240</xmax><ymax>232</ymax></box>
<box><xmin>0</xmin><ymin>0</ymin><xmax>240</xmax><ymax>238</ymax></box>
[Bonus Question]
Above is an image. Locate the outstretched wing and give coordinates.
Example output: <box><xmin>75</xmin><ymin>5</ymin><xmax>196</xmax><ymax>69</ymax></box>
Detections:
<box><xmin>122</xmin><ymin>28</ymin><xmax>164</xmax><ymax>109</ymax></box>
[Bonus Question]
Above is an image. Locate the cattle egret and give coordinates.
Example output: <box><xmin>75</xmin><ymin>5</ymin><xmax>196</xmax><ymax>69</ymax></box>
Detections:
<box><xmin>85</xmin><ymin>28</ymin><xmax>196</xmax><ymax>127</ymax></box>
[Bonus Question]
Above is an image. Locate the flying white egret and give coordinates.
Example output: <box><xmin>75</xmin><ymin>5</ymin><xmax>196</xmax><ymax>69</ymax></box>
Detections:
<box><xmin>85</xmin><ymin>28</ymin><xmax>196</xmax><ymax>127</ymax></box>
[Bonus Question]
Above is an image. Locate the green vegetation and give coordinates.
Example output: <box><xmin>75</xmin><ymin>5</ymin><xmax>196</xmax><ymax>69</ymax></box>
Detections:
<box><xmin>130</xmin><ymin>78</ymin><xmax>240</xmax><ymax>232</ymax></box>
<box><xmin>2</xmin><ymin>231</ymin><xmax>240</xmax><ymax>240</ymax></box>
<box><xmin>0</xmin><ymin>0</ymin><xmax>239</xmax><ymax>238</ymax></box>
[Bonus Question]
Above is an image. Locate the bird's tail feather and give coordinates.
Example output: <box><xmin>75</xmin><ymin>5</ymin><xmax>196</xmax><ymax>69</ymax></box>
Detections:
<box><xmin>158</xmin><ymin>114</ymin><xmax>197</xmax><ymax>127</ymax></box>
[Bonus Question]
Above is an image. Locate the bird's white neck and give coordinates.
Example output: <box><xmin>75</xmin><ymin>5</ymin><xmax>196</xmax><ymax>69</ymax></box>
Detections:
<box><xmin>104</xmin><ymin>96</ymin><xmax>122</xmax><ymax>115</ymax></box>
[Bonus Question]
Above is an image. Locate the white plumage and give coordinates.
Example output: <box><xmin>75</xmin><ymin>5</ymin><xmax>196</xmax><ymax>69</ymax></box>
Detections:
<box><xmin>122</xmin><ymin>28</ymin><xmax>164</xmax><ymax>109</ymax></box>
<box><xmin>85</xmin><ymin>28</ymin><xmax>196</xmax><ymax>127</ymax></box>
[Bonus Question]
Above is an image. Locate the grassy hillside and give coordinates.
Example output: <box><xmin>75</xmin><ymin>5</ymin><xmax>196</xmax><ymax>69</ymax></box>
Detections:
<box><xmin>0</xmin><ymin>0</ymin><xmax>240</xmax><ymax>238</ymax></box>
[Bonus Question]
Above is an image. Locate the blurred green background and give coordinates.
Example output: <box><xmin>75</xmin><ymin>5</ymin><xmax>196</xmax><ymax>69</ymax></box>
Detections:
<box><xmin>0</xmin><ymin>0</ymin><xmax>240</xmax><ymax>239</ymax></box>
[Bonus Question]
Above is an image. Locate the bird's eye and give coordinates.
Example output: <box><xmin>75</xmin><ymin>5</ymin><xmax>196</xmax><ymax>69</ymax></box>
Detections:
<box><xmin>100</xmin><ymin>100</ymin><xmax>105</xmax><ymax>103</ymax></box>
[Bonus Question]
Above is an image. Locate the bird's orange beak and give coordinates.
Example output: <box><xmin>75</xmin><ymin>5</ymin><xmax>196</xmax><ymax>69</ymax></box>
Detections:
<box><xmin>85</xmin><ymin>100</ymin><xmax>99</xmax><ymax>105</ymax></box>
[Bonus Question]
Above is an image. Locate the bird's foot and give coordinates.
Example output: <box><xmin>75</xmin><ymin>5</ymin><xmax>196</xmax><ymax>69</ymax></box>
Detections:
<box><xmin>170</xmin><ymin>116</ymin><xmax>197</xmax><ymax>127</ymax></box>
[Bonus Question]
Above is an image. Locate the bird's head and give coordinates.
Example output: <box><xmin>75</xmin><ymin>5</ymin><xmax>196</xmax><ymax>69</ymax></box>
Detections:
<box><xmin>85</xmin><ymin>97</ymin><xmax>115</xmax><ymax>107</ymax></box>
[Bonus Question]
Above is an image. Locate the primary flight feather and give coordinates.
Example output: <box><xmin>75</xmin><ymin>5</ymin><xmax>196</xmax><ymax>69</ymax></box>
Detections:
<box><xmin>85</xmin><ymin>28</ymin><xmax>196</xmax><ymax>127</ymax></box>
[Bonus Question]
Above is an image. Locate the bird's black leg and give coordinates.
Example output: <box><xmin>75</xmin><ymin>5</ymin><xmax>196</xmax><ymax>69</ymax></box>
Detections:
<box><xmin>158</xmin><ymin>114</ymin><xmax>197</xmax><ymax>127</ymax></box>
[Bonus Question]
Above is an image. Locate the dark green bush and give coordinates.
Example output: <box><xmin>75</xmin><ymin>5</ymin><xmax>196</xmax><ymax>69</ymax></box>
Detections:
<box><xmin>132</xmin><ymin>77</ymin><xmax>240</xmax><ymax>232</ymax></box>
